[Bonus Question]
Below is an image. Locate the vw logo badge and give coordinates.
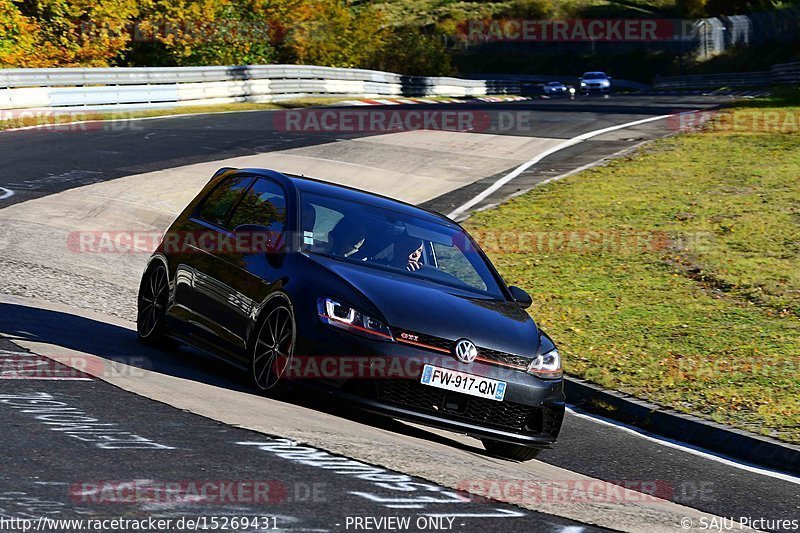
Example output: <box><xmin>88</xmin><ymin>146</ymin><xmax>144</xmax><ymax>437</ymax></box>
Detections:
<box><xmin>454</xmin><ymin>339</ymin><xmax>478</xmax><ymax>364</ymax></box>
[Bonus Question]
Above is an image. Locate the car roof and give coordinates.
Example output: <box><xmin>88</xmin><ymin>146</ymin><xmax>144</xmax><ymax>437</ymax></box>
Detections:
<box><xmin>233</xmin><ymin>168</ymin><xmax>459</xmax><ymax>228</ymax></box>
<box><xmin>583</xmin><ymin>71</ymin><xmax>607</xmax><ymax>76</ymax></box>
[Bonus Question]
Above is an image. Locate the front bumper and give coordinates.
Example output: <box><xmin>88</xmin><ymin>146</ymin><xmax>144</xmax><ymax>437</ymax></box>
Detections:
<box><xmin>293</xmin><ymin>321</ymin><xmax>566</xmax><ymax>447</ymax></box>
<box><xmin>581</xmin><ymin>84</ymin><xmax>610</xmax><ymax>92</ymax></box>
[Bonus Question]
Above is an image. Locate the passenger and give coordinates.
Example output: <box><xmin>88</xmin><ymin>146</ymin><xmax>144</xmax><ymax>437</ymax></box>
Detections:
<box><xmin>391</xmin><ymin>233</ymin><xmax>424</xmax><ymax>272</ymax></box>
<box><xmin>328</xmin><ymin>217</ymin><xmax>366</xmax><ymax>258</ymax></box>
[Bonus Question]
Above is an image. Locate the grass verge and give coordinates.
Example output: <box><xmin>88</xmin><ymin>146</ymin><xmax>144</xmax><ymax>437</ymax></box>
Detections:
<box><xmin>0</xmin><ymin>102</ymin><xmax>279</xmax><ymax>131</ymax></box>
<box><xmin>0</xmin><ymin>95</ymin><xmax>491</xmax><ymax>132</ymax></box>
<box><xmin>0</xmin><ymin>97</ymin><xmax>372</xmax><ymax>132</ymax></box>
<box><xmin>464</xmin><ymin>102</ymin><xmax>800</xmax><ymax>443</ymax></box>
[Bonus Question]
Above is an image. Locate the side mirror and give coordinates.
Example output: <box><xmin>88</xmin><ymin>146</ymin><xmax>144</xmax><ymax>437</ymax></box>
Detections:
<box><xmin>233</xmin><ymin>224</ymin><xmax>281</xmax><ymax>254</ymax></box>
<box><xmin>508</xmin><ymin>286</ymin><xmax>532</xmax><ymax>309</ymax></box>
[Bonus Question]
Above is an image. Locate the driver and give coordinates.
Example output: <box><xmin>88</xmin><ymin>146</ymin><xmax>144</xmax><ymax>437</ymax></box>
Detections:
<box><xmin>391</xmin><ymin>233</ymin><xmax>424</xmax><ymax>272</ymax></box>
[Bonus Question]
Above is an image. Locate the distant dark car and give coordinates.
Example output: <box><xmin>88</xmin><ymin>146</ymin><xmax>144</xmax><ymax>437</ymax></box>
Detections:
<box><xmin>137</xmin><ymin>168</ymin><xmax>565</xmax><ymax>461</ymax></box>
<box><xmin>579</xmin><ymin>71</ymin><xmax>612</xmax><ymax>93</ymax></box>
<box><xmin>543</xmin><ymin>81</ymin><xmax>569</xmax><ymax>96</ymax></box>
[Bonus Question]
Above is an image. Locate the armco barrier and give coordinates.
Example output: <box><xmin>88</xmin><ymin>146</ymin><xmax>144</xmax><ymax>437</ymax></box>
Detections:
<box><xmin>770</xmin><ymin>61</ymin><xmax>800</xmax><ymax>84</ymax></box>
<box><xmin>654</xmin><ymin>61</ymin><xmax>800</xmax><ymax>89</ymax></box>
<box><xmin>0</xmin><ymin>65</ymin><xmax>520</xmax><ymax>111</ymax></box>
<box><xmin>653</xmin><ymin>71</ymin><xmax>772</xmax><ymax>89</ymax></box>
<box><xmin>468</xmin><ymin>74</ymin><xmax>650</xmax><ymax>91</ymax></box>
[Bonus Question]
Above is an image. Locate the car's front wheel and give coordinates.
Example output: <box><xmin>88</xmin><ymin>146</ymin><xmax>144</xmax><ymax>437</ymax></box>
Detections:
<box><xmin>481</xmin><ymin>438</ymin><xmax>542</xmax><ymax>462</ymax></box>
<box><xmin>137</xmin><ymin>263</ymin><xmax>176</xmax><ymax>348</ymax></box>
<box><xmin>251</xmin><ymin>301</ymin><xmax>296</xmax><ymax>397</ymax></box>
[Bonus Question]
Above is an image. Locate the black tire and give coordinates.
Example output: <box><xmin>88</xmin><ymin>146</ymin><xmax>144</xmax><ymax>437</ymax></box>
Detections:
<box><xmin>137</xmin><ymin>263</ymin><xmax>177</xmax><ymax>349</ymax></box>
<box><xmin>481</xmin><ymin>438</ymin><xmax>542</xmax><ymax>462</ymax></box>
<box><xmin>251</xmin><ymin>301</ymin><xmax>296</xmax><ymax>398</ymax></box>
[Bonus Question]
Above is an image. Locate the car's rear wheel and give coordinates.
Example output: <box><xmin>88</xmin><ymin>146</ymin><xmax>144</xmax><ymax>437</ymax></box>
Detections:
<box><xmin>251</xmin><ymin>302</ymin><xmax>296</xmax><ymax>397</ymax></box>
<box><xmin>481</xmin><ymin>438</ymin><xmax>542</xmax><ymax>462</ymax></box>
<box><xmin>137</xmin><ymin>263</ymin><xmax>176</xmax><ymax>348</ymax></box>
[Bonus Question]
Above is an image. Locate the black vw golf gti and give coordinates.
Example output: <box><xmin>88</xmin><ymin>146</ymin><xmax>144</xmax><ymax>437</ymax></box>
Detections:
<box><xmin>137</xmin><ymin>168</ymin><xmax>564</xmax><ymax>461</ymax></box>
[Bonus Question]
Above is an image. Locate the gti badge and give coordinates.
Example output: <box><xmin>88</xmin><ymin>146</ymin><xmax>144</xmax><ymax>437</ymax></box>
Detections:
<box><xmin>454</xmin><ymin>339</ymin><xmax>478</xmax><ymax>364</ymax></box>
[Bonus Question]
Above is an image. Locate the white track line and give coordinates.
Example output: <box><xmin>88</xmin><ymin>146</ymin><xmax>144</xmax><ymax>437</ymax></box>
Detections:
<box><xmin>567</xmin><ymin>406</ymin><xmax>800</xmax><ymax>485</ymax></box>
<box><xmin>446</xmin><ymin>114</ymin><xmax>672</xmax><ymax>220</ymax></box>
<box><xmin>0</xmin><ymin>187</ymin><xmax>14</xmax><ymax>200</ymax></box>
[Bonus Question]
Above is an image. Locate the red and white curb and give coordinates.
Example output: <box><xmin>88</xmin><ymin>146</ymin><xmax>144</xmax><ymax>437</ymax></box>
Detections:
<box><xmin>335</xmin><ymin>96</ymin><xmax>529</xmax><ymax>106</ymax></box>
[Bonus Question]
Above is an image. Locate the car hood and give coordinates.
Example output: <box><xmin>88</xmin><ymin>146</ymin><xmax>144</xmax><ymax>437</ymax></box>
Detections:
<box><xmin>309</xmin><ymin>254</ymin><xmax>540</xmax><ymax>357</ymax></box>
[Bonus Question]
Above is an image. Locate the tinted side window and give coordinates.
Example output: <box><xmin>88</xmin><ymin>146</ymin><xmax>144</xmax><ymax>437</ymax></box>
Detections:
<box><xmin>197</xmin><ymin>175</ymin><xmax>253</xmax><ymax>227</ymax></box>
<box><xmin>228</xmin><ymin>178</ymin><xmax>287</xmax><ymax>232</ymax></box>
<box><xmin>432</xmin><ymin>242</ymin><xmax>487</xmax><ymax>292</ymax></box>
<box><xmin>302</xmin><ymin>201</ymin><xmax>343</xmax><ymax>245</ymax></box>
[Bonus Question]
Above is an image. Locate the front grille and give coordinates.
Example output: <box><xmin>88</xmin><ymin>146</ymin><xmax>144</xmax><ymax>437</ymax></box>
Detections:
<box><xmin>542</xmin><ymin>405</ymin><xmax>564</xmax><ymax>436</ymax></box>
<box><xmin>395</xmin><ymin>329</ymin><xmax>534</xmax><ymax>370</ymax></box>
<box><xmin>478</xmin><ymin>347</ymin><xmax>532</xmax><ymax>369</ymax></box>
<box><xmin>397</xmin><ymin>330</ymin><xmax>452</xmax><ymax>352</ymax></box>
<box><xmin>375</xmin><ymin>380</ymin><xmax>556</xmax><ymax>435</ymax></box>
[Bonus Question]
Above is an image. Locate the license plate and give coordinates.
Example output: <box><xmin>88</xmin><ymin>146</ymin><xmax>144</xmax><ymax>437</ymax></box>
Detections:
<box><xmin>420</xmin><ymin>364</ymin><xmax>507</xmax><ymax>401</ymax></box>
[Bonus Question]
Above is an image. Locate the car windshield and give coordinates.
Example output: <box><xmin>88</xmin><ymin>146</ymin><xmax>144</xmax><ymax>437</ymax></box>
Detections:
<box><xmin>547</xmin><ymin>82</ymin><xmax>562</xmax><ymax>86</ymax></box>
<box><xmin>301</xmin><ymin>192</ymin><xmax>505</xmax><ymax>298</ymax></box>
<box><xmin>582</xmin><ymin>72</ymin><xmax>607</xmax><ymax>79</ymax></box>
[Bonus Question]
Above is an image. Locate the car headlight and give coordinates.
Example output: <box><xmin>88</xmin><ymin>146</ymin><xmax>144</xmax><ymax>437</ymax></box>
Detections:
<box><xmin>527</xmin><ymin>348</ymin><xmax>562</xmax><ymax>379</ymax></box>
<box><xmin>317</xmin><ymin>298</ymin><xmax>394</xmax><ymax>341</ymax></box>
<box><xmin>580</xmin><ymin>82</ymin><xmax>587</xmax><ymax>86</ymax></box>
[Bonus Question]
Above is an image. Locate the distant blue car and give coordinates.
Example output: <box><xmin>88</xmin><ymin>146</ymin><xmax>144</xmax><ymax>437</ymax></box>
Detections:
<box><xmin>543</xmin><ymin>81</ymin><xmax>568</xmax><ymax>96</ymax></box>
<box><xmin>579</xmin><ymin>72</ymin><xmax>612</xmax><ymax>93</ymax></box>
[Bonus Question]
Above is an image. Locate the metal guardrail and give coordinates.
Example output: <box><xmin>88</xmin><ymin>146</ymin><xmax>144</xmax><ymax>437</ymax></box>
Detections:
<box><xmin>771</xmin><ymin>61</ymin><xmax>800</xmax><ymax>84</ymax></box>
<box><xmin>467</xmin><ymin>74</ymin><xmax>650</xmax><ymax>91</ymax></box>
<box><xmin>654</xmin><ymin>71</ymin><xmax>773</xmax><ymax>89</ymax></box>
<box><xmin>654</xmin><ymin>61</ymin><xmax>800</xmax><ymax>89</ymax></box>
<box><xmin>0</xmin><ymin>65</ymin><xmax>521</xmax><ymax>111</ymax></box>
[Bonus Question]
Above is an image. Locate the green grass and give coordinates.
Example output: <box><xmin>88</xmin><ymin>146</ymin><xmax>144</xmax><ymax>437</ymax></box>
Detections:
<box><xmin>0</xmin><ymin>98</ymin><xmax>374</xmax><ymax>131</ymax></box>
<box><xmin>0</xmin><ymin>95</ymin><xmax>489</xmax><ymax>132</ymax></box>
<box><xmin>0</xmin><ymin>94</ymin><xmax>512</xmax><ymax>134</ymax></box>
<box><xmin>0</xmin><ymin>102</ymin><xmax>280</xmax><ymax>131</ymax></box>
<box><xmin>464</xmin><ymin>105</ymin><xmax>800</xmax><ymax>443</ymax></box>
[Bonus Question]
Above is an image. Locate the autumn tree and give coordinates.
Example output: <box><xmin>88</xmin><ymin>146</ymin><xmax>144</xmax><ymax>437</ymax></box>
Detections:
<box><xmin>263</xmin><ymin>0</ymin><xmax>389</xmax><ymax>68</ymax></box>
<box><xmin>1</xmin><ymin>0</ymin><xmax>141</xmax><ymax>66</ymax></box>
<box><xmin>375</xmin><ymin>29</ymin><xmax>454</xmax><ymax>76</ymax></box>
<box><xmin>0</xmin><ymin>0</ymin><xmax>40</xmax><ymax>66</ymax></box>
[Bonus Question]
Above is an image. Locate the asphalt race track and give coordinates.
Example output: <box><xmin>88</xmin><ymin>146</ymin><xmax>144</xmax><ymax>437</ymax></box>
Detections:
<box><xmin>1</xmin><ymin>95</ymin><xmax>798</xmax><ymax>533</ymax></box>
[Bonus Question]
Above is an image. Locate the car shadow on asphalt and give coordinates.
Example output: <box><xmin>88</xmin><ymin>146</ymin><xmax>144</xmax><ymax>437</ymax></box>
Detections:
<box><xmin>0</xmin><ymin>301</ymin><xmax>489</xmax><ymax>459</ymax></box>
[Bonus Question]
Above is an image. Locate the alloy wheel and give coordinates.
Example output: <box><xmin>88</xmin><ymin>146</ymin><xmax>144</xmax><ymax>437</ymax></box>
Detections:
<box><xmin>138</xmin><ymin>264</ymin><xmax>168</xmax><ymax>339</ymax></box>
<box><xmin>252</xmin><ymin>304</ymin><xmax>295</xmax><ymax>392</ymax></box>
